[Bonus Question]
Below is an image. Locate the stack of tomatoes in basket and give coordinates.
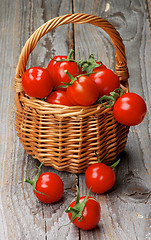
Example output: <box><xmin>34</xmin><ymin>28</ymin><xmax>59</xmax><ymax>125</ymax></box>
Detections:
<box><xmin>22</xmin><ymin>49</ymin><xmax>147</xmax><ymax>126</ymax></box>
<box><xmin>23</xmin><ymin>50</ymin><xmax>147</xmax><ymax>230</ymax></box>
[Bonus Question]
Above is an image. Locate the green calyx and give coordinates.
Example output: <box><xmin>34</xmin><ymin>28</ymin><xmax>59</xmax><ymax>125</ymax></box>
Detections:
<box><xmin>24</xmin><ymin>161</ymin><xmax>48</xmax><ymax>196</ymax></box>
<box><xmin>59</xmin><ymin>185</ymin><xmax>94</xmax><ymax>229</ymax></box>
<box><xmin>58</xmin><ymin>70</ymin><xmax>93</xmax><ymax>89</ymax></box>
<box><xmin>78</xmin><ymin>54</ymin><xmax>103</xmax><ymax>75</ymax></box>
<box><xmin>110</xmin><ymin>159</ymin><xmax>121</xmax><ymax>168</ymax></box>
<box><xmin>51</xmin><ymin>51</ymin><xmax>103</xmax><ymax>74</ymax></box>
<box><xmin>96</xmin><ymin>88</ymin><xmax>125</xmax><ymax>108</ymax></box>
<box><xmin>65</xmin><ymin>185</ymin><xmax>91</xmax><ymax>223</ymax></box>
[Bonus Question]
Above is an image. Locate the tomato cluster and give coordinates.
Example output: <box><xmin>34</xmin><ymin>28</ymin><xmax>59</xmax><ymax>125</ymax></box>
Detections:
<box><xmin>22</xmin><ymin>50</ymin><xmax>147</xmax><ymax>127</ymax></box>
<box><xmin>24</xmin><ymin>155</ymin><xmax>118</xmax><ymax>230</ymax></box>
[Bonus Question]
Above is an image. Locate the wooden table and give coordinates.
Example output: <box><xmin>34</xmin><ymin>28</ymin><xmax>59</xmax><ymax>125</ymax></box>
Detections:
<box><xmin>0</xmin><ymin>0</ymin><xmax>151</xmax><ymax>239</ymax></box>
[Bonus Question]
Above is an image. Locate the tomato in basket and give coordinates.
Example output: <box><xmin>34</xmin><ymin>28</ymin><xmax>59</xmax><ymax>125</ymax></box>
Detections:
<box><xmin>93</xmin><ymin>61</ymin><xmax>107</xmax><ymax>72</ymax></box>
<box><xmin>65</xmin><ymin>70</ymin><xmax>99</xmax><ymax>106</ymax></box>
<box><xmin>22</xmin><ymin>67</ymin><xmax>53</xmax><ymax>98</ymax></box>
<box><xmin>78</xmin><ymin>54</ymin><xmax>119</xmax><ymax>97</ymax></box>
<box><xmin>89</xmin><ymin>68</ymin><xmax>120</xmax><ymax>97</ymax></box>
<box><xmin>47</xmin><ymin>50</ymin><xmax>82</xmax><ymax>88</ymax></box>
<box><xmin>46</xmin><ymin>89</ymin><xmax>73</xmax><ymax>106</ymax></box>
<box><xmin>79</xmin><ymin>53</ymin><xmax>107</xmax><ymax>74</ymax></box>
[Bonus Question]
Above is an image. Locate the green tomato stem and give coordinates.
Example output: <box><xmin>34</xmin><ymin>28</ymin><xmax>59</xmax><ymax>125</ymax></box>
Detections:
<box><xmin>110</xmin><ymin>159</ymin><xmax>120</xmax><ymax>169</ymax></box>
<box><xmin>64</xmin><ymin>70</ymin><xmax>77</xmax><ymax>85</ymax></box>
<box><xmin>24</xmin><ymin>178</ymin><xmax>34</xmax><ymax>185</ymax></box>
<box><xmin>67</xmin><ymin>49</ymin><xmax>74</xmax><ymax>60</ymax></box>
<box><xmin>96</xmin><ymin>88</ymin><xmax>125</xmax><ymax>108</ymax></box>
<box><xmin>95</xmin><ymin>151</ymin><xmax>101</xmax><ymax>163</ymax></box>
<box><xmin>24</xmin><ymin>161</ymin><xmax>49</xmax><ymax>196</ymax></box>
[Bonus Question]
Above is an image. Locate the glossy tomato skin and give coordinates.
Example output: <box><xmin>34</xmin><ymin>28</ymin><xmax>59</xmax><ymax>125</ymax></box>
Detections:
<box><xmin>85</xmin><ymin>163</ymin><xmax>116</xmax><ymax>194</ymax></box>
<box><xmin>47</xmin><ymin>57</ymin><xmax>82</xmax><ymax>88</ymax></box>
<box><xmin>93</xmin><ymin>62</ymin><xmax>107</xmax><ymax>72</ymax></box>
<box><xmin>47</xmin><ymin>56</ymin><xmax>67</xmax><ymax>85</ymax></box>
<box><xmin>46</xmin><ymin>90</ymin><xmax>73</xmax><ymax>106</ymax></box>
<box><xmin>22</xmin><ymin>67</ymin><xmax>53</xmax><ymax>98</ymax></box>
<box><xmin>113</xmin><ymin>93</ymin><xmax>147</xmax><ymax>126</ymax></box>
<box><xmin>68</xmin><ymin>196</ymin><xmax>101</xmax><ymax>230</ymax></box>
<box><xmin>34</xmin><ymin>172</ymin><xmax>64</xmax><ymax>203</ymax></box>
<box><xmin>66</xmin><ymin>75</ymin><xmax>99</xmax><ymax>106</ymax></box>
<box><xmin>90</xmin><ymin>69</ymin><xmax>120</xmax><ymax>97</ymax></box>
<box><xmin>47</xmin><ymin>56</ymin><xmax>67</xmax><ymax>69</ymax></box>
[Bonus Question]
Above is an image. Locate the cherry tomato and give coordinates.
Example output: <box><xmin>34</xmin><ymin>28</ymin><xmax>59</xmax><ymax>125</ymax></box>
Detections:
<box><xmin>66</xmin><ymin>75</ymin><xmax>99</xmax><ymax>106</ymax></box>
<box><xmin>47</xmin><ymin>55</ymin><xmax>67</xmax><ymax>69</ymax></box>
<box><xmin>47</xmin><ymin>57</ymin><xmax>82</xmax><ymax>88</ymax></box>
<box><xmin>47</xmin><ymin>55</ymin><xmax>67</xmax><ymax>85</ymax></box>
<box><xmin>113</xmin><ymin>92</ymin><xmax>147</xmax><ymax>126</ymax></box>
<box><xmin>85</xmin><ymin>162</ymin><xmax>116</xmax><ymax>194</ymax></box>
<box><xmin>34</xmin><ymin>172</ymin><xmax>64</xmax><ymax>203</ymax></box>
<box><xmin>24</xmin><ymin>164</ymin><xmax>64</xmax><ymax>204</ymax></box>
<box><xmin>46</xmin><ymin>90</ymin><xmax>73</xmax><ymax>106</ymax></box>
<box><xmin>22</xmin><ymin>67</ymin><xmax>53</xmax><ymax>98</ymax></box>
<box><xmin>67</xmin><ymin>196</ymin><xmax>100</xmax><ymax>230</ymax></box>
<box><xmin>90</xmin><ymin>69</ymin><xmax>120</xmax><ymax>97</ymax></box>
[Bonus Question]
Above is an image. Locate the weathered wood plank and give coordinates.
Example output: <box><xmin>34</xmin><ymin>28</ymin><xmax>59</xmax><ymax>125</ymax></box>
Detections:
<box><xmin>0</xmin><ymin>0</ymin><xmax>151</xmax><ymax>239</ymax></box>
<box><xmin>73</xmin><ymin>0</ymin><xmax>151</xmax><ymax>239</ymax></box>
<box><xmin>0</xmin><ymin>0</ymin><xmax>78</xmax><ymax>239</ymax></box>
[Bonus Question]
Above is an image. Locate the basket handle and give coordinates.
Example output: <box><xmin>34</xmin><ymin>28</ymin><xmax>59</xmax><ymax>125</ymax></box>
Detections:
<box><xmin>15</xmin><ymin>13</ymin><xmax>129</xmax><ymax>110</ymax></box>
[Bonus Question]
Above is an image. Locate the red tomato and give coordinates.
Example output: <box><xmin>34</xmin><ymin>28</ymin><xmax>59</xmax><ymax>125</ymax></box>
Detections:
<box><xmin>66</xmin><ymin>75</ymin><xmax>99</xmax><ymax>106</ymax></box>
<box><xmin>22</xmin><ymin>67</ymin><xmax>53</xmax><ymax>98</ymax></box>
<box><xmin>47</xmin><ymin>56</ymin><xmax>67</xmax><ymax>69</ymax></box>
<box><xmin>47</xmin><ymin>57</ymin><xmax>82</xmax><ymax>88</ymax></box>
<box><xmin>113</xmin><ymin>92</ymin><xmax>147</xmax><ymax>126</ymax></box>
<box><xmin>85</xmin><ymin>163</ymin><xmax>116</xmax><ymax>194</ymax></box>
<box><xmin>68</xmin><ymin>196</ymin><xmax>100</xmax><ymax>230</ymax></box>
<box><xmin>34</xmin><ymin>172</ymin><xmax>64</xmax><ymax>203</ymax></box>
<box><xmin>46</xmin><ymin>90</ymin><xmax>73</xmax><ymax>106</ymax></box>
<box><xmin>93</xmin><ymin>61</ymin><xmax>107</xmax><ymax>72</ymax></box>
<box><xmin>47</xmin><ymin>55</ymin><xmax>67</xmax><ymax>84</ymax></box>
<box><xmin>90</xmin><ymin>69</ymin><xmax>120</xmax><ymax>97</ymax></box>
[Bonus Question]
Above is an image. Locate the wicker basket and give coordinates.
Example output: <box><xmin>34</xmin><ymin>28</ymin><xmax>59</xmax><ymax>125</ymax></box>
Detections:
<box><xmin>15</xmin><ymin>13</ymin><xmax>129</xmax><ymax>173</ymax></box>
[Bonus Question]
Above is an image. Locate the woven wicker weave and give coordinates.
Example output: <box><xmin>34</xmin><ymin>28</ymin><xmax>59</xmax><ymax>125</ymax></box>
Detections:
<box><xmin>15</xmin><ymin>13</ymin><xmax>129</xmax><ymax>173</ymax></box>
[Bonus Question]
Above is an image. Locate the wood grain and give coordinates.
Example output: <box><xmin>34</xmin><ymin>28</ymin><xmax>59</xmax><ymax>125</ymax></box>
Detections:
<box><xmin>73</xmin><ymin>0</ymin><xmax>151</xmax><ymax>239</ymax></box>
<box><xmin>0</xmin><ymin>0</ymin><xmax>151</xmax><ymax>239</ymax></box>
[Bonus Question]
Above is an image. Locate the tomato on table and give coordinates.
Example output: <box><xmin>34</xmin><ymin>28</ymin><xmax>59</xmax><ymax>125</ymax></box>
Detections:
<box><xmin>24</xmin><ymin>162</ymin><xmax>64</xmax><ymax>204</ymax></box>
<box><xmin>46</xmin><ymin>90</ymin><xmax>73</xmax><ymax>106</ymax></box>
<box><xmin>34</xmin><ymin>172</ymin><xmax>64</xmax><ymax>203</ymax></box>
<box><xmin>65</xmin><ymin>186</ymin><xmax>100</xmax><ymax>230</ymax></box>
<box><xmin>113</xmin><ymin>92</ymin><xmax>147</xmax><ymax>126</ymax></box>
<box><xmin>85</xmin><ymin>153</ymin><xmax>117</xmax><ymax>194</ymax></box>
<box><xmin>22</xmin><ymin>67</ymin><xmax>53</xmax><ymax>98</ymax></box>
